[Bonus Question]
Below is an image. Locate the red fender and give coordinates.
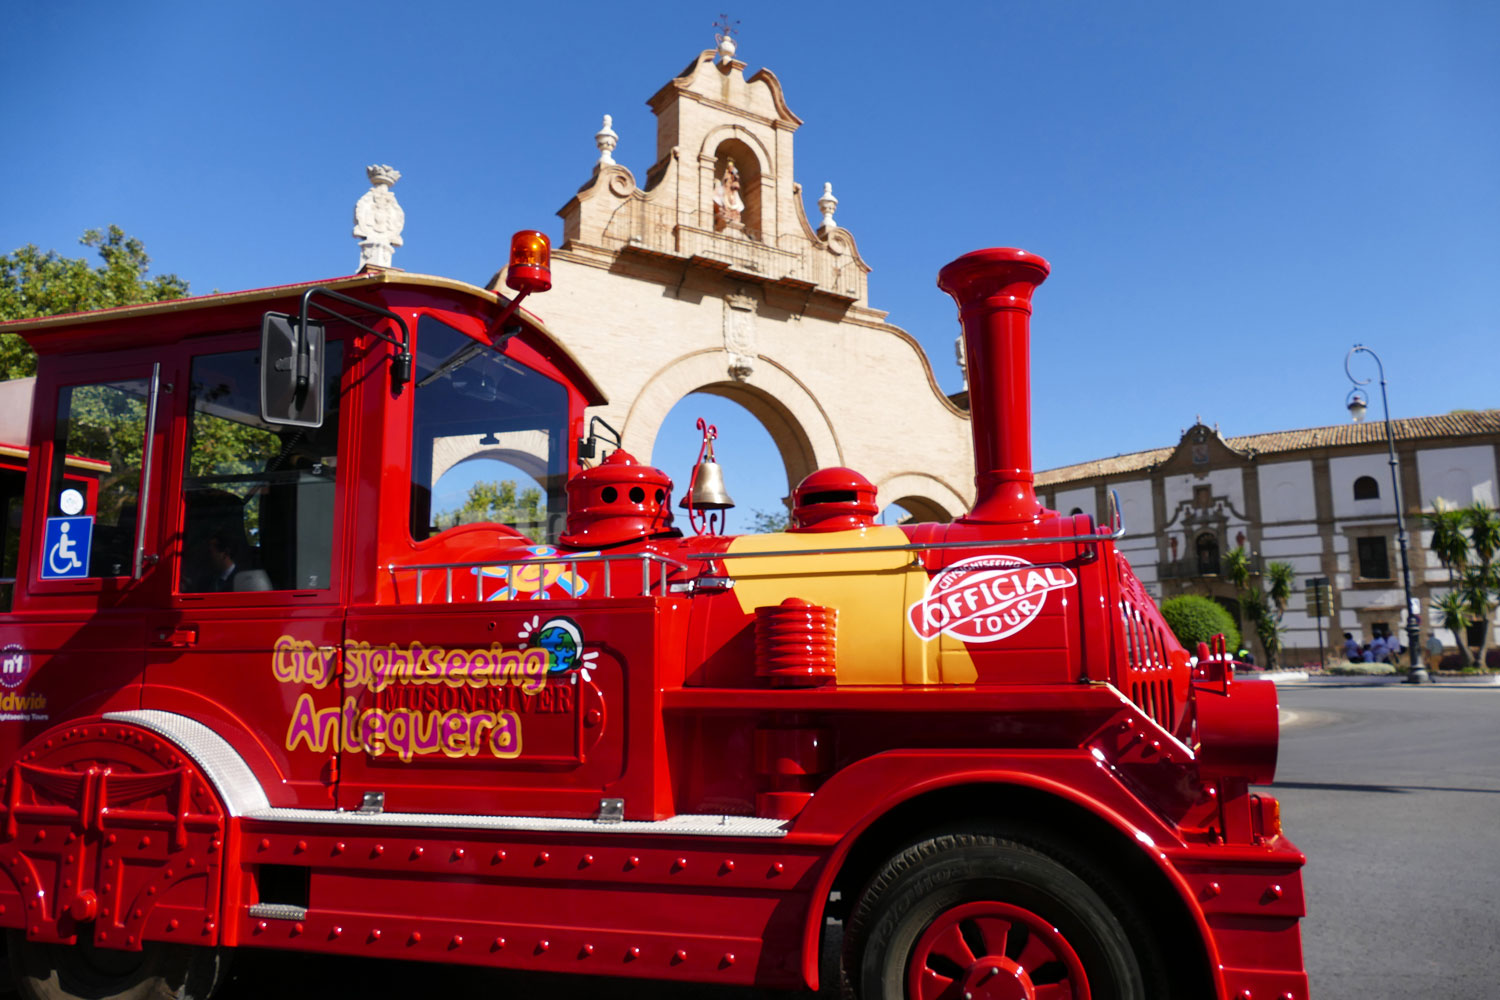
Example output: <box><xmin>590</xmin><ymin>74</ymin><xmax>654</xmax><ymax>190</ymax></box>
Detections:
<box><xmin>0</xmin><ymin>717</ymin><xmax>231</xmax><ymax>951</ymax></box>
<box><xmin>784</xmin><ymin>749</ymin><xmax>1227</xmax><ymax>996</ymax></box>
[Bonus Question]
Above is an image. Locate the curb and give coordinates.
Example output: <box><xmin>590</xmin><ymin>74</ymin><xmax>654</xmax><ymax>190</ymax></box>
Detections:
<box><xmin>1269</xmin><ymin>673</ymin><xmax>1500</xmax><ymax>688</ymax></box>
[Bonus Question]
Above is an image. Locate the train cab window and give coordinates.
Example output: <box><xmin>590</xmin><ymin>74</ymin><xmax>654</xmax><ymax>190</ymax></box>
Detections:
<box><xmin>179</xmin><ymin>343</ymin><xmax>344</xmax><ymax>593</ymax></box>
<box><xmin>45</xmin><ymin>379</ymin><xmax>151</xmax><ymax>578</ymax></box>
<box><xmin>409</xmin><ymin>317</ymin><xmax>569</xmax><ymax>544</ymax></box>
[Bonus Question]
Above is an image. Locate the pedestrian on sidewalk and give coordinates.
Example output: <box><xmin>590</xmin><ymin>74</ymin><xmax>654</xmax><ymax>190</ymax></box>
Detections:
<box><xmin>1425</xmin><ymin>633</ymin><xmax>1445</xmax><ymax>671</ymax></box>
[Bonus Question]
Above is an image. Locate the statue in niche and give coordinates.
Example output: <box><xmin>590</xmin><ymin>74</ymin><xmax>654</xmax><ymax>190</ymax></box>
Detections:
<box><xmin>713</xmin><ymin>159</ymin><xmax>746</xmax><ymax>235</ymax></box>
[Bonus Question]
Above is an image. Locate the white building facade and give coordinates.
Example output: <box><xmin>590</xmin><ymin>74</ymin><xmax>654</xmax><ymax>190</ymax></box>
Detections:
<box><xmin>1037</xmin><ymin>412</ymin><xmax>1500</xmax><ymax>665</ymax></box>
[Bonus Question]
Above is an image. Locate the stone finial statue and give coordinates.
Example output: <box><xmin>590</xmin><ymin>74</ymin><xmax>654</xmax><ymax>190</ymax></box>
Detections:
<box><xmin>713</xmin><ymin>159</ymin><xmax>746</xmax><ymax>234</ymax></box>
<box><xmin>596</xmin><ymin>114</ymin><xmax>618</xmax><ymax>166</ymax></box>
<box><xmin>353</xmin><ymin>164</ymin><xmax>405</xmax><ymax>269</ymax></box>
<box><xmin>817</xmin><ymin>181</ymin><xmax>839</xmax><ymax>231</ymax></box>
<box><xmin>714</xmin><ymin>15</ymin><xmax>739</xmax><ymax>63</ymax></box>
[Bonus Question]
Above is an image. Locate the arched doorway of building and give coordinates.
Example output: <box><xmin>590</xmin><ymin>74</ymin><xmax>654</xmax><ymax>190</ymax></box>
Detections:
<box><xmin>1196</xmin><ymin>531</ymin><xmax>1222</xmax><ymax>576</ymax></box>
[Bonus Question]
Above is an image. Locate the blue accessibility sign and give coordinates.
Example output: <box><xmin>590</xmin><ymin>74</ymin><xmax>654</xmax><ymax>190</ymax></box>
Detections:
<box><xmin>41</xmin><ymin>516</ymin><xmax>93</xmax><ymax>580</ymax></box>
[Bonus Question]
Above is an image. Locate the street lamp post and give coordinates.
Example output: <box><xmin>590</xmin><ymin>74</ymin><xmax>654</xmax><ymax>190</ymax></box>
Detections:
<box><xmin>1345</xmin><ymin>344</ymin><xmax>1429</xmax><ymax>683</ymax></box>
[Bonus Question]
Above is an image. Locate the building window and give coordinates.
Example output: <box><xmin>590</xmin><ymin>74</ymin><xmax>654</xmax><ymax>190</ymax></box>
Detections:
<box><xmin>1353</xmin><ymin>475</ymin><xmax>1379</xmax><ymax>501</ymax></box>
<box><xmin>1356</xmin><ymin>536</ymin><xmax>1390</xmax><ymax>579</ymax></box>
<box><xmin>1196</xmin><ymin>532</ymin><xmax>1220</xmax><ymax>576</ymax></box>
<box><xmin>1193</xmin><ymin>486</ymin><xmax>1211</xmax><ymax>509</ymax></box>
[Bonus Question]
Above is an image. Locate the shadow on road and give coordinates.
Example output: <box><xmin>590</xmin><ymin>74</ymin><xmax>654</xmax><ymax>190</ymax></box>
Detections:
<box><xmin>1272</xmin><ymin>779</ymin><xmax>1500</xmax><ymax>795</ymax></box>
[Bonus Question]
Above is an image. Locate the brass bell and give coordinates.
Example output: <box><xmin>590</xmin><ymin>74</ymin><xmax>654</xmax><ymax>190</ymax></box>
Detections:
<box><xmin>680</xmin><ymin>459</ymin><xmax>735</xmax><ymax>510</ymax></box>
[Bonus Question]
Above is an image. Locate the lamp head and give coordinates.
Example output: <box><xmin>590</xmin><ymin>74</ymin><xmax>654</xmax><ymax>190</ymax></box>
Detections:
<box><xmin>1346</xmin><ymin>390</ymin><xmax>1368</xmax><ymax>424</ymax></box>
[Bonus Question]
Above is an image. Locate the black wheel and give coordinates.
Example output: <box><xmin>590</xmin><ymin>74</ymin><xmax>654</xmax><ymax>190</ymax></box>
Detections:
<box><xmin>8</xmin><ymin>930</ymin><xmax>225</xmax><ymax>1000</ymax></box>
<box><xmin>842</xmin><ymin>833</ymin><xmax>1147</xmax><ymax>1000</ymax></box>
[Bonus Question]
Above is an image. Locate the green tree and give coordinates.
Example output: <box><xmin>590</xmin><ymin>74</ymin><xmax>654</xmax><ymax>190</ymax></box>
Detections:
<box><xmin>1160</xmin><ymin>594</ymin><xmax>1241</xmax><ymax>654</ymax></box>
<box><xmin>438</xmin><ymin>479</ymin><xmax>547</xmax><ymax>534</ymax></box>
<box><xmin>1219</xmin><ymin>545</ymin><xmax>1294</xmax><ymax>668</ymax></box>
<box><xmin>746</xmin><ymin>506</ymin><xmax>791</xmax><ymax>533</ymax></box>
<box><xmin>1</xmin><ymin>226</ymin><xmax>189</xmax><ymax>377</ymax></box>
<box><xmin>1425</xmin><ymin>501</ymin><xmax>1500</xmax><ymax>668</ymax></box>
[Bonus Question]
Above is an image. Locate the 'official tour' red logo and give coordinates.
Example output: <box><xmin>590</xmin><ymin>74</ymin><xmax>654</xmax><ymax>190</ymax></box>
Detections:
<box><xmin>908</xmin><ymin>555</ymin><xmax>1077</xmax><ymax>643</ymax></box>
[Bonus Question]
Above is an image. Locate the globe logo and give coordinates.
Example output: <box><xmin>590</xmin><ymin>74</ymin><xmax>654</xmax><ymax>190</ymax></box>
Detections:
<box><xmin>532</xmin><ymin>618</ymin><xmax>583</xmax><ymax>675</ymax></box>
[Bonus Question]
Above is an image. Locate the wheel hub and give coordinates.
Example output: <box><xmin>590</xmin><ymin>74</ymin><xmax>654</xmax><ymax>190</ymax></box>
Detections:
<box><xmin>907</xmin><ymin>900</ymin><xmax>1090</xmax><ymax>1000</ymax></box>
<box><xmin>952</xmin><ymin>955</ymin><xmax>1034</xmax><ymax>1000</ymax></box>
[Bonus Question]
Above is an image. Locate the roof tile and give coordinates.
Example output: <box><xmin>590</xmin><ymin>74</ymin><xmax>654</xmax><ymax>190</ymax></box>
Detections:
<box><xmin>1036</xmin><ymin>409</ymin><xmax>1500</xmax><ymax>486</ymax></box>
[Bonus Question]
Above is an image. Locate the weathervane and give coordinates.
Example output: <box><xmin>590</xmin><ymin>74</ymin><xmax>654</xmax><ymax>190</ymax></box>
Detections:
<box><xmin>713</xmin><ymin>14</ymin><xmax>740</xmax><ymax>62</ymax></box>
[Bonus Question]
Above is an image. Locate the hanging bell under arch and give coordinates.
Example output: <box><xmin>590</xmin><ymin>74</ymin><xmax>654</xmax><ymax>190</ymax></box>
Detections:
<box><xmin>681</xmin><ymin>458</ymin><xmax>736</xmax><ymax>511</ymax></box>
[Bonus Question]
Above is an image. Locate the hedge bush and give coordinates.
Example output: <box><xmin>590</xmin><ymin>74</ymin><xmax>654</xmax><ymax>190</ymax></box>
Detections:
<box><xmin>1160</xmin><ymin>595</ymin><xmax>1241</xmax><ymax>654</ymax></box>
<box><xmin>1327</xmin><ymin>660</ymin><xmax>1397</xmax><ymax>676</ymax></box>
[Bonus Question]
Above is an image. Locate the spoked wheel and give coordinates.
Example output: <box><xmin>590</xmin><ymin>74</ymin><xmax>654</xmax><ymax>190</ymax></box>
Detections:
<box><xmin>906</xmin><ymin>900</ymin><xmax>1087</xmax><ymax>1000</ymax></box>
<box><xmin>8</xmin><ymin>930</ymin><xmax>226</xmax><ymax>1000</ymax></box>
<box><xmin>844</xmin><ymin>832</ymin><xmax>1150</xmax><ymax>1000</ymax></box>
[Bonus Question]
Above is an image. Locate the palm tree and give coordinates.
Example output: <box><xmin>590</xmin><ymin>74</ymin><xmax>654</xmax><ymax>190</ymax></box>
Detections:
<box><xmin>1425</xmin><ymin>500</ymin><xmax>1469</xmax><ymax>582</ymax></box>
<box><xmin>1223</xmin><ymin>546</ymin><xmax>1252</xmax><ymax>593</ymax></box>
<box><xmin>1267</xmin><ymin>562</ymin><xmax>1295</xmax><ymax>615</ymax></box>
<box><xmin>1460</xmin><ymin>504</ymin><xmax>1498</xmax><ymax>668</ymax></box>
<box><xmin>1432</xmin><ymin>590</ymin><xmax>1474</xmax><ymax>668</ymax></box>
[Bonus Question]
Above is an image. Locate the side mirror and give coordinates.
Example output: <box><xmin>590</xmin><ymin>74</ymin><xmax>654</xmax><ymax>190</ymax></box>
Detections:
<box><xmin>261</xmin><ymin>313</ymin><xmax>326</xmax><ymax>428</ymax></box>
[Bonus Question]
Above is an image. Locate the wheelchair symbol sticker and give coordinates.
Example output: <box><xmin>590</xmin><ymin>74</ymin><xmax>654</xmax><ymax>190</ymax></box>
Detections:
<box><xmin>41</xmin><ymin>517</ymin><xmax>93</xmax><ymax>580</ymax></box>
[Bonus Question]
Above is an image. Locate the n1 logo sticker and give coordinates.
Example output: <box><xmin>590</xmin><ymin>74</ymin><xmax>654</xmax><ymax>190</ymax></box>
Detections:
<box><xmin>908</xmin><ymin>555</ymin><xmax>1077</xmax><ymax>643</ymax></box>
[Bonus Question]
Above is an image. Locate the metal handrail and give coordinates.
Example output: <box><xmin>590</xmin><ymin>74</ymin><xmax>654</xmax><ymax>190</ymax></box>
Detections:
<box><xmin>385</xmin><ymin>504</ymin><xmax>1126</xmax><ymax>604</ymax></box>
<box><xmin>683</xmin><ymin>522</ymin><xmax>1127</xmax><ymax>563</ymax></box>
<box><xmin>387</xmin><ymin>551</ymin><xmax>691</xmax><ymax>603</ymax></box>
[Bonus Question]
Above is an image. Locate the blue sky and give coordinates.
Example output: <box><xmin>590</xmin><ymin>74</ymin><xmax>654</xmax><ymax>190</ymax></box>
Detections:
<box><xmin>5</xmin><ymin>2</ymin><xmax>1496</xmax><ymax>525</ymax></box>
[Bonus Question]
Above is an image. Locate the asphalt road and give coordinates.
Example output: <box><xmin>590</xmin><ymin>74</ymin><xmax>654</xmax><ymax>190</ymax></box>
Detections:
<box><xmin>14</xmin><ymin>683</ymin><xmax>1498</xmax><ymax>999</ymax></box>
<box><xmin>1269</xmin><ymin>683</ymin><xmax>1500</xmax><ymax>1000</ymax></box>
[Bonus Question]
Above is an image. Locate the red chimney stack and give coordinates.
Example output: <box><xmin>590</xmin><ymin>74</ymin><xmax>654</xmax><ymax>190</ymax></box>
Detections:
<box><xmin>937</xmin><ymin>248</ymin><xmax>1051</xmax><ymax>524</ymax></box>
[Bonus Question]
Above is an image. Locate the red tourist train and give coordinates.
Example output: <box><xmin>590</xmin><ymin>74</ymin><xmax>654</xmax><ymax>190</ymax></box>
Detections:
<box><xmin>0</xmin><ymin>239</ymin><xmax>1308</xmax><ymax>999</ymax></box>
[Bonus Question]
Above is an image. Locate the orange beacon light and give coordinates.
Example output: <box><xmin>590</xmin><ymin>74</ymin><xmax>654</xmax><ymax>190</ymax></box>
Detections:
<box><xmin>507</xmin><ymin>230</ymin><xmax>552</xmax><ymax>295</ymax></box>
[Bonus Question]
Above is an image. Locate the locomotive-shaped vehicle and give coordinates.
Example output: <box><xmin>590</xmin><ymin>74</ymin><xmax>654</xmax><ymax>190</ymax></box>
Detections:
<box><xmin>0</xmin><ymin>238</ymin><xmax>1307</xmax><ymax>999</ymax></box>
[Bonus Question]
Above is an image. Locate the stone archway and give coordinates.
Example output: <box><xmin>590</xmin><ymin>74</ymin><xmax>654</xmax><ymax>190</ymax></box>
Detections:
<box><xmin>430</xmin><ymin>430</ymin><xmax>552</xmax><ymax>488</ymax></box>
<box><xmin>874</xmin><ymin>472</ymin><xmax>966</xmax><ymax>524</ymax></box>
<box><xmin>622</xmin><ymin>349</ymin><xmax>841</xmax><ymax>500</ymax></box>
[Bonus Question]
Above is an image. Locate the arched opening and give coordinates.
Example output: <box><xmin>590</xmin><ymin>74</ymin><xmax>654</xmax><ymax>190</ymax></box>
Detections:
<box><xmin>1353</xmin><ymin>475</ymin><xmax>1380</xmax><ymax>501</ymax></box>
<box><xmin>882</xmin><ymin>496</ymin><xmax>953</xmax><ymax>526</ymax></box>
<box><xmin>712</xmin><ymin>138</ymin><xmax>763</xmax><ymax>240</ymax></box>
<box><xmin>1196</xmin><ymin>532</ymin><xmax>1221</xmax><ymax>576</ymax></box>
<box><xmin>1212</xmin><ymin>595</ymin><xmax>1242</xmax><ymax>631</ymax></box>
<box><xmin>651</xmin><ymin>391</ymin><xmax>792</xmax><ymax>534</ymax></box>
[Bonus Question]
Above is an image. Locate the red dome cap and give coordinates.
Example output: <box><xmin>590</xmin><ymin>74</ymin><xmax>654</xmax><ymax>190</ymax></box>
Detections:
<box><xmin>790</xmin><ymin>467</ymin><xmax>878</xmax><ymax>533</ymax></box>
<box><xmin>561</xmin><ymin>450</ymin><xmax>676</xmax><ymax>548</ymax></box>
